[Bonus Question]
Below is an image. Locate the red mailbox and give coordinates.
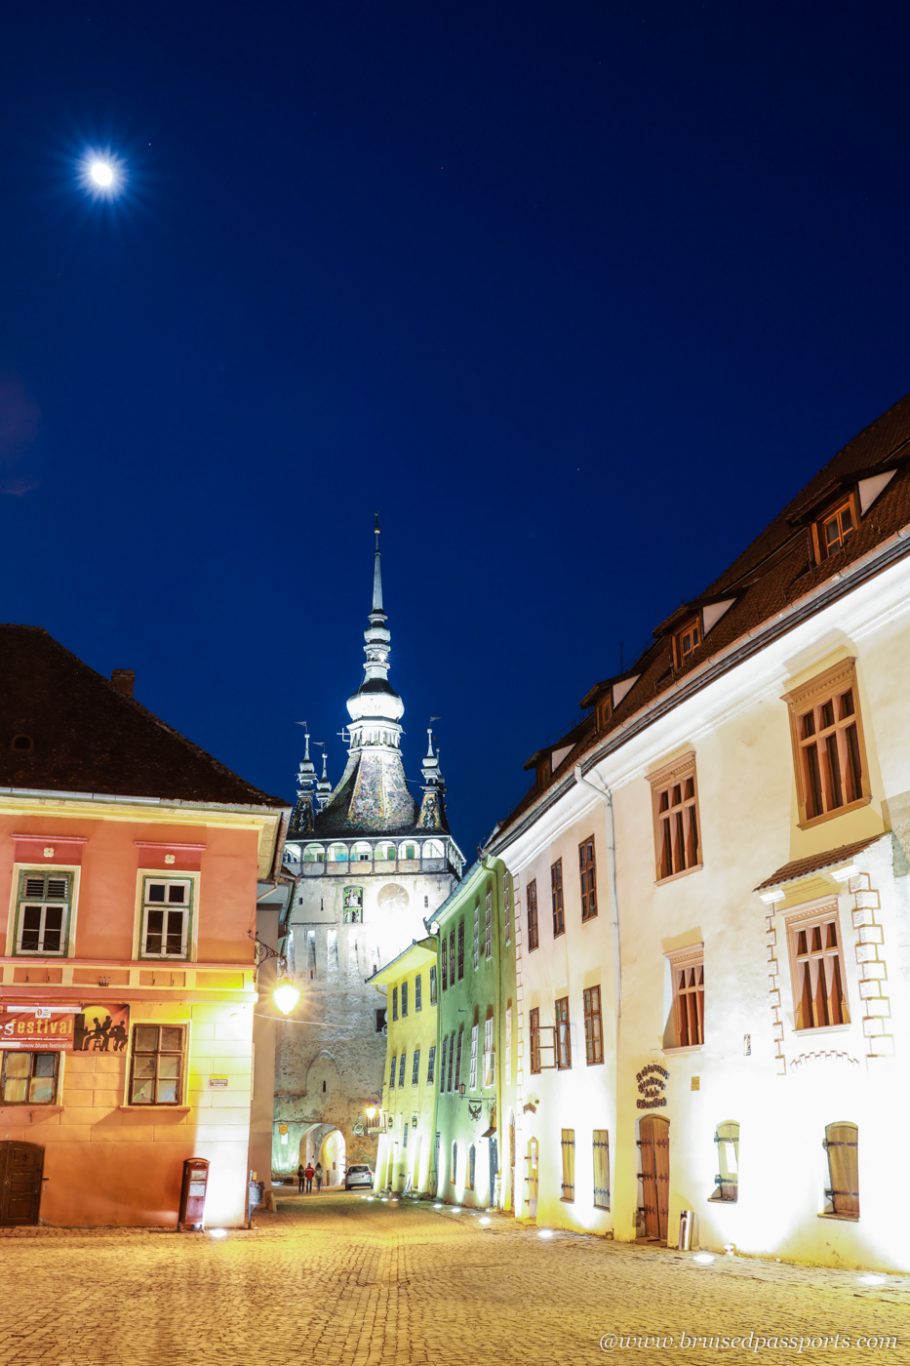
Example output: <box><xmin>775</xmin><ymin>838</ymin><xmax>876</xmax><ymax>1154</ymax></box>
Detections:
<box><xmin>178</xmin><ymin>1157</ymin><xmax>210</xmax><ymax>1231</ymax></box>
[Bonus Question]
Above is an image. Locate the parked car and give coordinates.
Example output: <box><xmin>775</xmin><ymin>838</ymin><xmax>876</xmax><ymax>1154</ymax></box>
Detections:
<box><xmin>344</xmin><ymin>1164</ymin><xmax>374</xmax><ymax>1190</ymax></box>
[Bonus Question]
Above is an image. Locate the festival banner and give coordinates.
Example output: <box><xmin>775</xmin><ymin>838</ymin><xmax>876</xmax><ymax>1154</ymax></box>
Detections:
<box><xmin>0</xmin><ymin>1006</ymin><xmax>79</xmax><ymax>1051</ymax></box>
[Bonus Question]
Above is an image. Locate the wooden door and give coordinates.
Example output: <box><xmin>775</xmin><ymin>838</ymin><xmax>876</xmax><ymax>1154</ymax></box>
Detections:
<box><xmin>638</xmin><ymin>1116</ymin><xmax>670</xmax><ymax>1242</ymax></box>
<box><xmin>0</xmin><ymin>1141</ymin><xmax>44</xmax><ymax>1226</ymax></box>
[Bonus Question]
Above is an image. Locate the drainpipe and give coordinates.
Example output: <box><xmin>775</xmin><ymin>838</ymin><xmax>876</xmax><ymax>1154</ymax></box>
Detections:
<box><xmin>574</xmin><ymin>766</ymin><xmax>622</xmax><ymax>1024</ymax></box>
<box><xmin>482</xmin><ymin>853</ymin><xmax>503</xmax><ymax>1207</ymax></box>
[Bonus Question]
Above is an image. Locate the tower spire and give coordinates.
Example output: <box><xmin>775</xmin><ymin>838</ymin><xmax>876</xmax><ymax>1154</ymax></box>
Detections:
<box><xmin>372</xmin><ymin>513</ymin><xmax>383</xmax><ymax>613</ymax></box>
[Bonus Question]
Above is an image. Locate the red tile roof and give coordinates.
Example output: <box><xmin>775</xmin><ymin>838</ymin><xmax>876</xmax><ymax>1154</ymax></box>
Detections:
<box><xmin>754</xmin><ymin>836</ymin><xmax>885</xmax><ymax>892</ymax></box>
<box><xmin>493</xmin><ymin>392</ymin><xmax>910</xmax><ymax>841</ymax></box>
<box><xmin>0</xmin><ymin>626</ymin><xmax>286</xmax><ymax>808</ymax></box>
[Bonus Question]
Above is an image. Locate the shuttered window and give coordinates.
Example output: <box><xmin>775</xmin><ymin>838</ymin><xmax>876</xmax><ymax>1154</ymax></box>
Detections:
<box><xmin>579</xmin><ymin>837</ymin><xmax>598</xmax><ymax>921</ymax></box>
<box><xmin>503</xmin><ymin>872</ymin><xmax>511</xmax><ymax>945</ymax></box>
<box><xmin>824</xmin><ymin>1122</ymin><xmax>859</xmax><ymax>1218</ymax></box>
<box><xmin>712</xmin><ymin>1121</ymin><xmax>739</xmax><ymax>1202</ymax></box>
<box><xmin>449</xmin><ymin>928</ymin><xmax>457</xmax><ymax>987</ymax></box>
<box><xmin>392</xmin><ymin>986</ymin><xmax>399</xmax><ymax>1021</ymax></box>
<box><xmin>457</xmin><ymin>919</ymin><xmax>465</xmax><ymax>979</ymax></box>
<box><xmin>469</xmin><ymin>1023</ymin><xmax>479</xmax><ymax>1090</ymax></box>
<box><xmin>415</xmin><ymin>972</ymin><xmax>422</xmax><ymax>1012</ymax></box>
<box><xmin>472</xmin><ymin>904</ymin><xmax>480</xmax><ymax>970</ymax></box>
<box><xmin>551</xmin><ymin>860</ymin><xmax>565</xmax><ymax>937</ymax></box>
<box><xmin>439</xmin><ymin>1038</ymin><xmax>448</xmax><ymax>1092</ymax></box>
<box><xmin>788</xmin><ymin>907</ymin><xmax>849</xmax><ymax>1030</ymax></box>
<box><xmin>482</xmin><ymin>1014</ymin><xmax>495</xmax><ymax>1087</ymax></box>
<box><xmin>583</xmin><ymin>985</ymin><xmax>604</xmax><ymax>1065</ymax></box>
<box><xmin>484</xmin><ymin>889</ymin><xmax>493</xmax><ymax>958</ymax></box>
<box><xmin>560</xmin><ymin>1128</ymin><xmax>576</xmax><ymax>1202</ymax></box>
<box><xmin>426</xmin><ymin>1044</ymin><xmax>436</xmax><ymax>1085</ymax></box>
<box><xmin>527</xmin><ymin>879</ymin><xmax>539</xmax><ymax>952</ymax></box>
<box><xmin>593</xmin><ymin>1130</ymin><xmax>610</xmax><ymax>1209</ymax></box>
<box><xmin>430</xmin><ymin>965</ymin><xmax>437</xmax><ymax>1004</ymax></box>
<box><xmin>529</xmin><ymin>1007</ymin><xmax>541</xmax><ymax>1074</ymax></box>
<box><xmin>16</xmin><ymin>870</ymin><xmax>72</xmax><ymax>956</ymax></box>
<box><xmin>556</xmin><ymin>996</ymin><xmax>572</xmax><ymax>1069</ymax></box>
<box><xmin>398</xmin><ymin>1053</ymin><xmax>406</xmax><ymax>1088</ymax></box>
<box><xmin>390</xmin><ymin>1054</ymin><xmax>397</xmax><ymax>1088</ymax></box>
<box><xmin>454</xmin><ymin>1027</ymin><xmax>463</xmax><ymax>1092</ymax></box>
<box><xmin>411</xmin><ymin>1049</ymin><xmax>421</xmax><ymax>1085</ymax></box>
<box><xmin>441</xmin><ymin>937</ymin><xmax>448</xmax><ymax>992</ymax></box>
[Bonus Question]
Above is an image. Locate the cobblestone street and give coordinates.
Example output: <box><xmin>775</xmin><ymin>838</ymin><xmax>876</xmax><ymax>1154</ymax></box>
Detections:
<box><xmin>2</xmin><ymin>1193</ymin><xmax>909</xmax><ymax>1366</ymax></box>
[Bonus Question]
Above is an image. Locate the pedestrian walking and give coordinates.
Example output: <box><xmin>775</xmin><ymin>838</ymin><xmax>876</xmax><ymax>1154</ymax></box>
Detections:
<box><xmin>297</xmin><ymin>1163</ymin><xmax>305</xmax><ymax>1194</ymax></box>
<box><xmin>305</xmin><ymin>1162</ymin><xmax>315</xmax><ymax>1193</ymax></box>
<box><xmin>315</xmin><ymin>1161</ymin><xmax>323</xmax><ymax>1192</ymax></box>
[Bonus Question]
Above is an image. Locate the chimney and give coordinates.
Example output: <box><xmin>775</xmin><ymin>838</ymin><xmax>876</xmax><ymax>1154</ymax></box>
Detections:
<box><xmin>111</xmin><ymin>669</ymin><xmax>135</xmax><ymax>698</ymax></box>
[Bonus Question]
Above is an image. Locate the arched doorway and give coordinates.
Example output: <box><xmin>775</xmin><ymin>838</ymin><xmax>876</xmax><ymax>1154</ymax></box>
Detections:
<box><xmin>638</xmin><ymin>1115</ymin><xmax>670</xmax><ymax>1242</ymax></box>
<box><xmin>297</xmin><ymin>1123</ymin><xmax>346</xmax><ymax>1189</ymax></box>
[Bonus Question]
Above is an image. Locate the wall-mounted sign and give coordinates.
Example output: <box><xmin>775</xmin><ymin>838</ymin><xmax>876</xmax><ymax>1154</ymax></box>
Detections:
<box><xmin>73</xmin><ymin>1005</ymin><xmax>130</xmax><ymax>1053</ymax></box>
<box><xmin>352</xmin><ymin>1120</ymin><xmax>365</xmax><ymax>1136</ymax></box>
<box><xmin>636</xmin><ymin>1062</ymin><xmax>669</xmax><ymax>1109</ymax></box>
<box><xmin>208</xmin><ymin>1077</ymin><xmax>229</xmax><ymax>1088</ymax></box>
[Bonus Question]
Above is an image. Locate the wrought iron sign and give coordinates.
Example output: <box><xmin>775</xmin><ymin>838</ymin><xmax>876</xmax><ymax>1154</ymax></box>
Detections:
<box><xmin>636</xmin><ymin>1063</ymin><xmax>669</xmax><ymax>1109</ymax></box>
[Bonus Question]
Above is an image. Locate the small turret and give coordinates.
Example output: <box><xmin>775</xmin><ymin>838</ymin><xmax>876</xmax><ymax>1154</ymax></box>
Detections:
<box><xmin>416</xmin><ymin>725</ymin><xmax>449</xmax><ymax>832</ymax></box>
<box><xmin>316</xmin><ymin>749</ymin><xmax>333</xmax><ymax>811</ymax></box>
<box><xmin>289</xmin><ymin>727</ymin><xmax>317</xmax><ymax>835</ymax></box>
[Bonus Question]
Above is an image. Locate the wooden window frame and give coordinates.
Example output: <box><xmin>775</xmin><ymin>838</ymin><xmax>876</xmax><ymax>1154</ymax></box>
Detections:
<box><xmin>583</xmin><ymin>984</ymin><xmax>604</xmax><ymax>1065</ymax></box>
<box><xmin>14</xmin><ymin>869</ymin><xmax>74</xmax><ymax>957</ymax></box>
<box><xmin>482</xmin><ymin>1013</ymin><xmax>495</xmax><ymax>1087</ymax></box>
<box><xmin>429</xmin><ymin>965</ymin><xmax>437</xmax><ymax>1005</ymax></box>
<box><xmin>392</xmin><ymin>986</ymin><xmax>399</xmax><ymax>1021</ymax></box>
<box><xmin>441</xmin><ymin>937</ymin><xmax>448</xmax><ymax>992</ymax></box>
<box><xmin>783</xmin><ymin>659</ymin><xmax>871</xmax><ymax>828</ymax></box>
<box><xmin>648</xmin><ymin>753</ymin><xmax>702</xmax><ymax>883</ymax></box>
<box><xmin>596</xmin><ymin>694</ymin><xmax>613</xmax><ymax>734</ymax></box>
<box><xmin>555</xmin><ymin>995</ymin><xmax>572</xmax><ymax>1070</ymax></box>
<box><xmin>472</xmin><ymin>903</ymin><xmax>480</xmax><ymax>971</ymax></box>
<box><xmin>454</xmin><ymin>1026</ymin><xmax>464</xmax><ymax>1091</ymax></box>
<box><xmin>426</xmin><ymin>1043</ymin><xmax>436</xmax><ymax>1085</ymax></box>
<box><xmin>527</xmin><ymin>879</ymin><xmax>539</xmax><ymax>952</ymax></box>
<box><xmin>449</xmin><ymin>928</ymin><xmax>457</xmax><ymax>988</ymax></box>
<box><xmin>503</xmin><ymin>872</ymin><xmax>512</xmax><ymax>946</ymax></box>
<box><xmin>446</xmin><ymin>1032</ymin><xmax>456</xmax><ymax>1093</ymax></box>
<box><xmin>483</xmin><ymin>888</ymin><xmax>493</xmax><ymax>959</ymax></box>
<box><xmin>438</xmin><ymin>1038</ymin><xmax>447</xmax><ymax>1092</ymax></box>
<box><xmin>579</xmin><ymin>837</ymin><xmax>598</xmax><ymax>922</ymax></box>
<box><xmin>529</xmin><ymin>1007</ymin><xmax>541</xmax><ymax>1074</ymax></box>
<box><xmin>0</xmin><ymin>1049</ymin><xmax>60</xmax><ymax>1105</ymax></box>
<box><xmin>551</xmin><ymin>859</ymin><xmax>565</xmax><ymax>938</ymax></box>
<box><xmin>398</xmin><ymin>1052</ymin><xmax>406</xmax><ymax>1088</ymax></box>
<box><xmin>415</xmin><ymin>972</ymin><xmax>422</xmax><ymax>1012</ymax></box>
<box><xmin>666</xmin><ymin>944</ymin><xmax>705</xmax><ymax>1049</ymax></box>
<box><xmin>457</xmin><ymin>919</ymin><xmax>465</xmax><ymax>980</ymax></box>
<box><xmin>469</xmin><ymin>1022</ymin><xmax>479</xmax><ymax>1091</ymax></box>
<box><xmin>812</xmin><ymin>491</ymin><xmax>860</xmax><ymax>565</ymax></box>
<box><xmin>593</xmin><ymin>1129</ymin><xmax>610</xmax><ymax>1210</ymax></box>
<box><xmin>785</xmin><ymin>902</ymin><xmax>850</xmax><ymax>1031</ymax></box>
<box><xmin>139</xmin><ymin>876</ymin><xmax>193</xmax><ymax>961</ymax></box>
<box><xmin>401</xmin><ymin>981</ymin><xmax>408</xmax><ymax>1018</ymax></box>
<box><xmin>560</xmin><ymin>1128</ymin><xmax>576</xmax><ymax>1202</ymax></box>
<box><xmin>672</xmin><ymin>614</ymin><xmax>702</xmax><ymax>671</ymax></box>
<box><xmin>389</xmin><ymin>1054</ymin><xmax>397</xmax><ymax>1089</ymax></box>
<box><xmin>128</xmin><ymin>1023</ymin><xmax>186</xmax><ymax>1106</ymax></box>
<box><xmin>411</xmin><ymin>1049</ymin><xmax>421</xmax><ymax>1086</ymax></box>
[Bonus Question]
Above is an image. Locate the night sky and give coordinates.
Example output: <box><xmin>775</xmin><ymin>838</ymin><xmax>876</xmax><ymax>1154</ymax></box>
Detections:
<box><xmin>2</xmin><ymin>3</ymin><xmax>909</xmax><ymax>858</ymax></box>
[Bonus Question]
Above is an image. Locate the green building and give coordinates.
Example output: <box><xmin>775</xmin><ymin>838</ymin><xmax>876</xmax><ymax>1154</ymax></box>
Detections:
<box><xmin>432</xmin><ymin>856</ymin><xmax>517</xmax><ymax>1209</ymax></box>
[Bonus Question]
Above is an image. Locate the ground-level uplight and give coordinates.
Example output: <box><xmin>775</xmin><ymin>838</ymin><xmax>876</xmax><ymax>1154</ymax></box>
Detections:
<box><xmin>537</xmin><ymin>1228</ymin><xmax>554</xmax><ymax>1240</ymax></box>
<box><xmin>208</xmin><ymin>1229</ymin><xmax>228</xmax><ymax>1240</ymax></box>
<box><xmin>858</xmin><ymin>1273</ymin><xmax>887</xmax><ymax>1286</ymax></box>
<box><xmin>433</xmin><ymin>1203</ymin><xmax>443</xmax><ymax>1210</ymax></box>
<box><xmin>692</xmin><ymin>1252</ymin><xmax>715</xmax><ymax>1265</ymax></box>
<box><xmin>479</xmin><ymin>1216</ymin><xmax>491</xmax><ymax>1226</ymax></box>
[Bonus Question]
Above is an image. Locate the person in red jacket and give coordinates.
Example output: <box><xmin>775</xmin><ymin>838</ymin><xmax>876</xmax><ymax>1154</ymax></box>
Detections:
<box><xmin>304</xmin><ymin>1162</ymin><xmax>315</xmax><ymax>1193</ymax></box>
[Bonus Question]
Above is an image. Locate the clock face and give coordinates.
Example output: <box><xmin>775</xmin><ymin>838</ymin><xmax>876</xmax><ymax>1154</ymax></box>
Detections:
<box><xmin>378</xmin><ymin>883</ymin><xmax>409</xmax><ymax>912</ymax></box>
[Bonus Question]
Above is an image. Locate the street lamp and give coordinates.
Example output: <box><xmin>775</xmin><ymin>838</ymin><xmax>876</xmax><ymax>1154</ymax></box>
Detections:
<box><xmin>248</xmin><ymin>932</ymin><xmax>301</xmax><ymax>1015</ymax></box>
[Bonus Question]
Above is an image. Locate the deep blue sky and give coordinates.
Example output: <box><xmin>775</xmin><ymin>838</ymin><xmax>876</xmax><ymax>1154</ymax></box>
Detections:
<box><xmin>2</xmin><ymin>3</ymin><xmax>909</xmax><ymax>856</ymax></box>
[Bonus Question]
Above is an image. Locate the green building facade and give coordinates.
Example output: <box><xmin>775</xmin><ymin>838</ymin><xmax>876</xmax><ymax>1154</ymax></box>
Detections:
<box><xmin>432</xmin><ymin>856</ymin><xmax>517</xmax><ymax>1210</ymax></box>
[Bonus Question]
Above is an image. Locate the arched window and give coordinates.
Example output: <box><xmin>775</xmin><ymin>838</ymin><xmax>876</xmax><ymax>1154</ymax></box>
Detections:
<box><xmin>824</xmin><ymin>1121</ymin><xmax>859</xmax><ymax>1218</ymax></box>
<box><xmin>468</xmin><ymin>1144</ymin><xmax>477</xmax><ymax>1190</ymax></box>
<box><xmin>375</xmin><ymin>843</ymin><xmax>396</xmax><ymax>862</ymax></box>
<box><xmin>352</xmin><ymin>842</ymin><xmax>372</xmax><ymax>862</ymax></box>
<box><xmin>302</xmin><ymin>844</ymin><xmax>324</xmax><ymax>863</ymax></box>
<box><xmin>327</xmin><ymin>843</ymin><xmax>349</xmax><ymax>863</ymax></box>
<box><xmin>712</xmin><ymin>1121</ymin><xmax>739</xmax><ymax>1202</ymax></box>
<box><xmin>423</xmin><ymin>840</ymin><xmax>444</xmax><ymax>860</ymax></box>
<box><xmin>450</xmin><ymin>1141</ymin><xmax>458</xmax><ymax>1184</ymax></box>
<box><xmin>398</xmin><ymin>842</ymin><xmax>417</xmax><ymax>861</ymax></box>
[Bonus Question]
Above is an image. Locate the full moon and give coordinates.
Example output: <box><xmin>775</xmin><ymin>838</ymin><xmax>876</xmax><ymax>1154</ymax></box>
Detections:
<box><xmin>89</xmin><ymin>159</ymin><xmax>115</xmax><ymax>189</ymax></box>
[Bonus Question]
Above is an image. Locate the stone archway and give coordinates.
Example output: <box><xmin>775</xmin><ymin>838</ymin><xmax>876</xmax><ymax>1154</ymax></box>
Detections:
<box><xmin>297</xmin><ymin>1123</ymin><xmax>346</xmax><ymax>1190</ymax></box>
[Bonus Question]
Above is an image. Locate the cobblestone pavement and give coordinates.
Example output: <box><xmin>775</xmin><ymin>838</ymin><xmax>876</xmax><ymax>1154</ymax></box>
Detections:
<box><xmin>2</xmin><ymin>1193</ymin><xmax>909</xmax><ymax>1366</ymax></box>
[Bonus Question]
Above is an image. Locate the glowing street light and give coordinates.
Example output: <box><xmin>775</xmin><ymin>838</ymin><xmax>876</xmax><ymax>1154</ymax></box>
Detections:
<box><xmin>272</xmin><ymin>977</ymin><xmax>301</xmax><ymax>1016</ymax></box>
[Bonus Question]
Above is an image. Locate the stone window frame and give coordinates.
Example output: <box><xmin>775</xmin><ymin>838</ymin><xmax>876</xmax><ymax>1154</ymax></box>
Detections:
<box><xmin>647</xmin><ymin>753</ymin><xmax>702</xmax><ymax>884</ymax></box>
<box><xmin>665</xmin><ymin>943</ymin><xmax>705</xmax><ymax>1049</ymax></box>
<box><xmin>784</xmin><ymin>900</ymin><xmax>851</xmax><ymax>1032</ymax></box>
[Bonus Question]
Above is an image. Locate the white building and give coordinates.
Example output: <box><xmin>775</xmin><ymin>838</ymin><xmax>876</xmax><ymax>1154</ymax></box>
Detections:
<box><xmin>274</xmin><ymin>523</ymin><xmax>463</xmax><ymax>1180</ymax></box>
<box><xmin>490</xmin><ymin>393</ymin><xmax>910</xmax><ymax>1270</ymax></box>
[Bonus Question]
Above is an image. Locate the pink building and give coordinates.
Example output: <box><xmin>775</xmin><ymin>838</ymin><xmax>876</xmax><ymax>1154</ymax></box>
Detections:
<box><xmin>0</xmin><ymin>628</ymin><xmax>288</xmax><ymax>1227</ymax></box>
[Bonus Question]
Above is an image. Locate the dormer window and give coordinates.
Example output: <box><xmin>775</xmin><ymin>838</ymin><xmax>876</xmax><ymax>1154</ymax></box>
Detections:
<box><xmin>595</xmin><ymin>694</ymin><xmax>612</xmax><ymax>733</ymax></box>
<box><xmin>813</xmin><ymin>492</ymin><xmax>859</xmax><ymax>564</ymax></box>
<box><xmin>672</xmin><ymin>616</ymin><xmax>702</xmax><ymax>671</ymax></box>
<box><xmin>536</xmin><ymin>755</ymin><xmax>552</xmax><ymax>791</ymax></box>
